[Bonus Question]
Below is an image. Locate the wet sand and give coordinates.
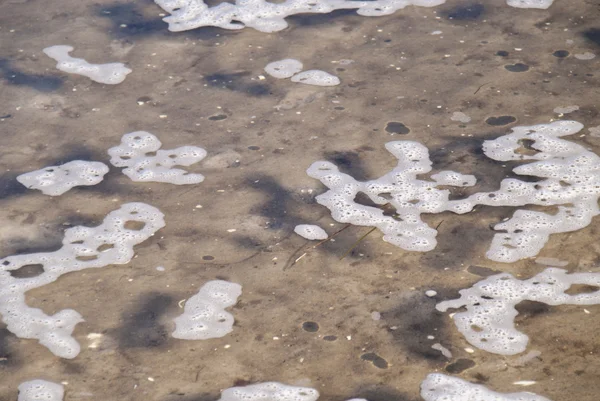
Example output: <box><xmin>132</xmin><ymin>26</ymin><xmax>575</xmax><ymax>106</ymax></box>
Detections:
<box><xmin>1</xmin><ymin>0</ymin><xmax>600</xmax><ymax>400</ymax></box>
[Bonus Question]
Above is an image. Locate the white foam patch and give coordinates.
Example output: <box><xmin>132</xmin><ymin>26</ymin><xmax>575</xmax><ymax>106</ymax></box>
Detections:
<box><xmin>265</xmin><ymin>59</ymin><xmax>304</xmax><ymax>79</ymax></box>
<box><xmin>506</xmin><ymin>0</ymin><xmax>553</xmax><ymax>9</ymax></box>
<box><xmin>291</xmin><ymin>70</ymin><xmax>340</xmax><ymax>86</ymax></box>
<box><xmin>553</xmin><ymin>105</ymin><xmax>579</xmax><ymax>114</ymax></box>
<box><xmin>17</xmin><ymin>161</ymin><xmax>109</xmax><ymax>196</ymax></box>
<box><xmin>108</xmin><ymin>131</ymin><xmax>207</xmax><ymax>184</ymax></box>
<box><xmin>173</xmin><ymin>280</ymin><xmax>242</xmax><ymax>340</ymax></box>
<box><xmin>436</xmin><ymin>268</ymin><xmax>600</xmax><ymax>355</ymax></box>
<box><xmin>421</xmin><ymin>374</ymin><xmax>552</xmax><ymax>401</ymax></box>
<box><xmin>450</xmin><ymin>112</ymin><xmax>471</xmax><ymax>123</ymax></box>
<box><xmin>0</xmin><ymin>203</ymin><xmax>165</xmax><ymax>358</ymax></box>
<box><xmin>18</xmin><ymin>380</ymin><xmax>64</xmax><ymax>401</ymax></box>
<box><xmin>43</xmin><ymin>45</ymin><xmax>131</xmax><ymax>85</ymax></box>
<box><xmin>307</xmin><ymin>141</ymin><xmax>476</xmax><ymax>252</ymax></box>
<box><xmin>220</xmin><ymin>382</ymin><xmax>319</xmax><ymax>401</ymax></box>
<box><xmin>308</xmin><ymin>120</ymin><xmax>600</xmax><ymax>262</ymax></box>
<box><xmin>154</xmin><ymin>0</ymin><xmax>445</xmax><ymax>32</ymax></box>
<box><xmin>294</xmin><ymin>224</ymin><xmax>328</xmax><ymax>240</ymax></box>
<box><xmin>574</xmin><ymin>52</ymin><xmax>596</xmax><ymax>60</ymax></box>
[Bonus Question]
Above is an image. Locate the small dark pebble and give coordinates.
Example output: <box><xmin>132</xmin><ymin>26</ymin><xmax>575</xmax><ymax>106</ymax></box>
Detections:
<box><xmin>446</xmin><ymin>358</ymin><xmax>476</xmax><ymax>374</ymax></box>
<box><xmin>302</xmin><ymin>321</ymin><xmax>319</xmax><ymax>332</ymax></box>
<box><xmin>0</xmin><ymin>114</ymin><xmax>12</xmax><ymax>119</ymax></box>
<box><xmin>334</xmin><ymin>106</ymin><xmax>345</xmax><ymax>110</ymax></box>
<box><xmin>486</xmin><ymin>116</ymin><xmax>516</xmax><ymax>126</ymax></box>
<box><xmin>209</xmin><ymin>114</ymin><xmax>227</xmax><ymax>121</ymax></box>
<box><xmin>323</xmin><ymin>335</ymin><xmax>337</xmax><ymax>341</ymax></box>
<box><xmin>504</xmin><ymin>63</ymin><xmax>529</xmax><ymax>72</ymax></box>
<box><xmin>553</xmin><ymin>50</ymin><xmax>569</xmax><ymax>58</ymax></box>
<box><xmin>202</xmin><ymin>255</ymin><xmax>215</xmax><ymax>261</ymax></box>
<box><xmin>248</xmin><ymin>146</ymin><xmax>260</xmax><ymax>150</ymax></box>
<box><xmin>385</xmin><ymin>122</ymin><xmax>410</xmax><ymax>135</ymax></box>
<box><xmin>361</xmin><ymin>352</ymin><xmax>389</xmax><ymax>369</ymax></box>
<box><xmin>336</xmin><ymin>68</ymin><xmax>346</xmax><ymax>72</ymax></box>
<box><xmin>496</xmin><ymin>50</ymin><xmax>509</xmax><ymax>57</ymax></box>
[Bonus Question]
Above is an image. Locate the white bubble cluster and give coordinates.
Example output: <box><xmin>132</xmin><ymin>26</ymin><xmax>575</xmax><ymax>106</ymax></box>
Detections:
<box><xmin>264</xmin><ymin>59</ymin><xmax>304</xmax><ymax>79</ymax></box>
<box><xmin>506</xmin><ymin>0</ymin><xmax>553</xmax><ymax>9</ymax></box>
<box><xmin>290</xmin><ymin>70</ymin><xmax>340</xmax><ymax>87</ymax></box>
<box><xmin>294</xmin><ymin>224</ymin><xmax>328</xmax><ymax>240</ymax></box>
<box><xmin>108</xmin><ymin>131</ymin><xmax>207</xmax><ymax>184</ymax></box>
<box><xmin>17</xmin><ymin>160</ymin><xmax>109</xmax><ymax>196</ymax></box>
<box><xmin>220</xmin><ymin>382</ymin><xmax>319</xmax><ymax>401</ymax></box>
<box><xmin>436</xmin><ymin>268</ymin><xmax>600</xmax><ymax>355</ymax></box>
<box><xmin>43</xmin><ymin>45</ymin><xmax>131</xmax><ymax>85</ymax></box>
<box><xmin>0</xmin><ymin>203</ymin><xmax>165</xmax><ymax>358</ymax></box>
<box><xmin>173</xmin><ymin>280</ymin><xmax>242</xmax><ymax>340</ymax></box>
<box><xmin>18</xmin><ymin>380</ymin><xmax>64</xmax><ymax>401</ymax></box>
<box><xmin>308</xmin><ymin>121</ymin><xmax>600</xmax><ymax>262</ymax></box>
<box><xmin>307</xmin><ymin>140</ymin><xmax>476</xmax><ymax>252</ymax></box>
<box><xmin>421</xmin><ymin>374</ymin><xmax>552</xmax><ymax>401</ymax></box>
<box><xmin>154</xmin><ymin>0</ymin><xmax>445</xmax><ymax>33</ymax></box>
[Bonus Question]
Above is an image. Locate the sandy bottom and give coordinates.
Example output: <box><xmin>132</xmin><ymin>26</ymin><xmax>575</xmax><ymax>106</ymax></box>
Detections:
<box><xmin>1</xmin><ymin>0</ymin><xmax>600</xmax><ymax>400</ymax></box>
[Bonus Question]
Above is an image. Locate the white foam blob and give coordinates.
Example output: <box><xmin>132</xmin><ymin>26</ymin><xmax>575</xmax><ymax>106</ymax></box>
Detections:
<box><xmin>219</xmin><ymin>382</ymin><xmax>319</xmax><ymax>401</ymax></box>
<box><xmin>309</xmin><ymin>120</ymin><xmax>600</xmax><ymax>262</ymax></box>
<box><xmin>506</xmin><ymin>0</ymin><xmax>553</xmax><ymax>9</ymax></box>
<box><xmin>437</xmin><ymin>268</ymin><xmax>600</xmax><ymax>355</ymax></box>
<box><xmin>265</xmin><ymin>59</ymin><xmax>304</xmax><ymax>79</ymax></box>
<box><xmin>450</xmin><ymin>112</ymin><xmax>471</xmax><ymax>123</ymax></box>
<box><xmin>18</xmin><ymin>380</ymin><xmax>64</xmax><ymax>401</ymax></box>
<box><xmin>574</xmin><ymin>52</ymin><xmax>596</xmax><ymax>60</ymax></box>
<box><xmin>43</xmin><ymin>45</ymin><xmax>131</xmax><ymax>84</ymax></box>
<box><xmin>0</xmin><ymin>203</ymin><xmax>165</xmax><ymax>358</ymax></box>
<box><xmin>421</xmin><ymin>374</ymin><xmax>552</xmax><ymax>401</ymax></box>
<box><xmin>173</xmin><ymin>280</ymin><xmax>242</xmax><ymax>340</ymax></box>
<box><xmin>294</xmin><ymin>224</ymin><xmax>328</xmax><ymax>240</ymax></box>
<box><xmin>154</xmin><ymin>0</ymin><xmax>446</xmax><ymax>32</ymax></box>
<box><xmin>291</xmin><ymin>70</ymin><xmax>340</xmax><ymax>86</ymax></box>
<box><xmin>553</xmin><ymin>105</ymin><xmax>579</xmax><ymax>114</ymax></box>
<box><xmin>17</xmin><ymin>161</ymin><xmax>109</xmax><ymax>196</ymax></box>
<box><xmin>108</xmin><ymin>131</ymin><xmax>207</xmax><ymax>184</ymax></box>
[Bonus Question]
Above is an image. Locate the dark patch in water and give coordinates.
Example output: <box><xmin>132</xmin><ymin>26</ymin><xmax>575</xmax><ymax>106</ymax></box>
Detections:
<box><xmin>515</xmin><ymin>300</ymin><xmax>551</xmax><ymax>320</ymax></box>
<box><xmin>353</xmin><ymin>384</ymin><xmax>419</xmax><ymax>401</ymax></box>
<box><xmin>0</xmin><ymin>328</ymin><xmax>21</xmax><ymax>370</ymax></box>
<box><xmin>59</xmin><ymin>360</ymin><xmax>86</xmax><ymax>374</ymax></box>
<box><xmin>496</xmin><ymin>50</ymin><xmax>509</xmax><ymax>57</ymax></box>
<box><xmin>209</xmin><ymin>114</ymin><xmax>228</xmax><ymax>121</ymax></box>
<box><xmin>202</xmin><ymin>255</ymin><xmax>215</xmax><ymax>261</ymax></box>
<box><xmin>287</xmin><ymin>9</ymin><xmax>359</xmax><ymax>27</ymax></box>
<box><xmin>246</xmin><ymin>175</ymin><xmax>303</xmax><ymax>229</ymax></box>
<box><xmin>486</xmin><ymin>116</ymin><xmax>516</xmax><ymax>126</ymax></box>
<box><xmin>323</xmin><ymin>335</ymin><xmax>337</xmax><ymax>341</ymax></box>
<box><xmin>0</xmin><ymin>58</ymin><xmax>63</xmax><ymax>92</ymax></box>
<box><xmin>0</xmin><ymin>171</ymin><xmax>30</xmax><ymax>199</ymax></box>
<box><xmin>552</xmin><ymin>50</ymin><xmax>569</xmax><ymax>58</ymax></box>
<box><xmin>324</xmin><ymin>151</ymin><xmax>370</xmax><ymax>181</ymax></box>
<box><xmin>115</xmin><ymin>292</ymin><xmax>173</xmax><ymax>349</ymax></box>
<box><xmin>582</xmin><ymin>28</ymin><xmax>600</xmax><ymax>48</ymax></box>
<box><xmin>9</xmin><ymin>264</ymin><xmax>44</xmax><ymax>279</ymax></box>
<box><xmin>385</xmin><ymin>122</ymin><xmax>410</xmax><ymax>135</ymax></box>
<box><xmin>442</xmin><ymin>3</ymin><xmax>484</xmax><ymax>20</ymax></box>
<box><xmin>467</xmin><ymin>265</ymin><xmax>501</xmax><ymax>277</ymax></box>
<box><xmin>204</xmin><ymin>72</ymin><xmax>272</xmax><ymax>97</ymax></box>
<box><xmin>445</xmin><ymin>358</ymin><xmax>476</xmax><ymax>373</ymax></box>
<box><xmin>302</xmin><ymin>321</ymin><xmax>319</xmax><ymax>332</ymax></box>
<box><xmin>504</xmin><ymin>63</ymin><xmax>529</xmax><ymax>72</ymax></box>
<box><xmin>383</xmin><ymin>292</ymin><xmax>449</xmax><ymax>363</ymax></box>
<box><xmin>361</xmin><ymin>352</ymin><xmax>389</xmax><ymax>369</ymax></box>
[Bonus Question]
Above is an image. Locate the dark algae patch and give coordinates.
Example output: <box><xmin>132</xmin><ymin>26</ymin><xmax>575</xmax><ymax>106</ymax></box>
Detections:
<box><xmin>385</xmin><ymin>122</ymin><xmax>410</xmax><ymax>135</ymax></box>
<box><xmin>445</xmin><ymin>358</ymin><xmax>476</xmax><ymax>373</ymax></box>
<box><xmin>361</xmin><ymin>352</ymin><xmax>389</xmax><ymax>369</ymax></box>
<box><xmin>504</xmin><ymin>63</ymin><xmax>529</xmax><ymax>72</ymax></box>
<box><xmin>486</xmin><ymin>116</ymin><xmax>516</xmax><ymax>126</ymax></box>
<box><xmin>553</xmin><ymin>50</ymin><xmax>570</xmax><ymax>58</ymax></box>
<box><xmin>302</xmin><ymin>321</ymin><xmax>319</xmax><ymax>332</ymax></box>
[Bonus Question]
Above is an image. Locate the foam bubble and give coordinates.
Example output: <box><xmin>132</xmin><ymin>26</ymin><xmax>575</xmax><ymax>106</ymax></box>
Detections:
<box><xmin>17</xmin><ymin>161</ymin><xmax>109</xmax><ymax>196</ymax></box>
<box><xmin>0</xmin><ymin>203</ymin><xmax>165</xmax><ymax>358</ymax></box>
<box><xmin>173</xmin><ymin>280</ymin><xmax>242</xmax><ymax>340</ymax></box>
<box><xmin>421</xmin><ymin>374</ymin><xmax>552</xmax><ymax>401</ymax></box>
<box><xmin>43</xmin><ymin>45</ymin><xmax>131</xmax><ymax>84</ymax></box>
<box><xmin>18</xmin><ymin>380</ymin><xmax>64</xmax><ymax>401</ymax></box>
<box><xmin>220</xmin><ymin>382</ymin><xmax>319</xmax><ymax>401</ymax></box>
<box><xmin>108</xmin><ymin>131</ymin><xmax>207</xmax><ymax>184</ymax></box>
<box><xmin>290</xmin><ymin>70</ymin><xmax>340</xmax><ymax>86</ymax></box>
<box><xmin>294</xmin><ymin>224</ymin><xmax>328</xmax><ymax>240</ymax></box>
<box><xmin>265</xmin><ymin>59</ymin><xmax>304</xmax><ymax>79</ymax></box>
<box><xmin>436</xmin><ymin>268</ymin><xmax>600</xmax><ymax>355</ymax></box>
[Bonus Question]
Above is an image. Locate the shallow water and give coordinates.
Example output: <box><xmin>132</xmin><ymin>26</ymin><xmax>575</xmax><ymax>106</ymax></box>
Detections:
<box><xmin>1</xmin><ymin>0</ymin><xmax>600</xmax><ymax>400</ymax></box>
